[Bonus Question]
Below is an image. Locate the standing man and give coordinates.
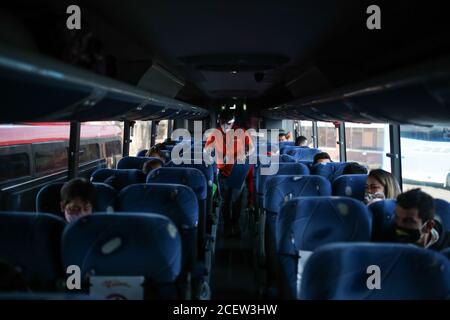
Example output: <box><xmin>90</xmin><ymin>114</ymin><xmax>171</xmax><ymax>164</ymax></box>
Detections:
<box><xmin>204</xmin><ymin>110</ymin><xmax>255</xmax><ymax>237</ymax></box>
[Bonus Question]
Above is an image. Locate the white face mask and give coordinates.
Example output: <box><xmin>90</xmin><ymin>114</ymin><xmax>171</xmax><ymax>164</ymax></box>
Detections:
<box><xmin>220</xmin><ymin>119</ymin><xmax>235</xmax><ymax>132</ymax></box>
<box><xmin>364</xmin><ymin>191</ymin><xmax>385</xmax><ymax>205</ymax></box>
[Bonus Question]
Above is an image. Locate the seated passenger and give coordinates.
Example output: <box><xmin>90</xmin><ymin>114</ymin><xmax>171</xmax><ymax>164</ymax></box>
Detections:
<box><xmin>278</xmin><ymin>130</ymin><xmax>292</xmax><ymax>142</ymax></box>
<box><xmin>295</xmin><ymin>135</ymin><xmax>308</xmax><ymax>147</ymax></box>
<box><xmin>385</xmin><ymin>188</ymin><xmax>450</xmax><ymax>250</ymax></box>
<box><xmin>60</xmin><ymin>178</ymin><xmax>94</xmax><ymax>223</ymax></box>
<box><xmin>145</xmin><ymin>143</ymin><xmax>166</xmax><ymax>162</ymax></box>
<box><xmin>313</xmin><ymin>152</ymin><xmax>332</xmax><ymax>165</ymax></box>
<box><xmin>142</xmin><ymin>158</ymin><xmax>163</xmax><ymax>175</ymax></box>
<box><xmin>343</xmin><ymin>162</ymin><xmax>368</xmax><ymax>175</ymax></box>
<box><xmin>364</xmin><ymin>169</ymin><xmax>400</xmax><ymax>205</ymax></box>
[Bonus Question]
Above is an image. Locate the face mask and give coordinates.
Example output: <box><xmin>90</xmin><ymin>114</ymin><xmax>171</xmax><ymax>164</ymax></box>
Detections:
<box><xmin>364</xmin><ymin>191</ymin><xmax>385</xmax><ymax>204</ymax></box>
<box><xmin>221</xmin><ymin>124</ymin><xmax>232</xmax><ymax>132</ymax></box>
<box><xmin>392</xmin><ymin>225</ymin><xmax>421</xmax><ymax>243</ymax></box>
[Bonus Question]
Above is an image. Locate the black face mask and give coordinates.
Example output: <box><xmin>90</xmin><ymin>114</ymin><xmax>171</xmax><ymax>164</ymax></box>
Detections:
<box><xmin>393</xmin><ymin>224</ymin><xmax>421</xmax><ymax>243</ymax></box>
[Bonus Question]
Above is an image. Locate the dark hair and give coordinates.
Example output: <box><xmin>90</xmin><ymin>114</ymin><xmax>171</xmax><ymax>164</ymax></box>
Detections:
<box><xmin>368</xmin><ymin>169</ymin><xmax>401</xmax><ymax>199</ymax></box>
<box><xmin>343</xmin><ymin>162</ymin><xmax>368</xmax><ymax>175</ymax></box>
<box><xmin>60</xmin><ymin>178</ymin><xmax>95</xmax><ymax>206</ymax></box>
<box><xmin>397</xmin><ymin>188</ymin><xmax>435</xmax><ymax>222</ymax></box>
<box><xmin>295</xmin><ymin>135</ymin><xmax>308</xmax><ymax>146</ymax></box>
<box><xmin>142</xmin><ymin>159</ymin><xmax>163</xmax><ymax>175</ymax></box>
<box><xmin>0</xmin><ymin>260</ymin><xmax>29</xmax><ymax>292</ymax></box>
<box><xmin>313</xmin><ymin>152</ymin><xmax>331</xmax><ymax>164</ymax></box>
<box><xmin>145</xmin><ymin>143</ymin><xmax>165</xmax><ymax>158</ymax></box>
<box><xmin>218</xmin><ymin>109</ymin><xmax>235</xmax><ymax>124</ymax></box>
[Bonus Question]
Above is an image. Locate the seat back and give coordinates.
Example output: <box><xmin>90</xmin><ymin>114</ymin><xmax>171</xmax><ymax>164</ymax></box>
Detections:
<box><xmin>91</xmin><ymin>168</ymin><xmax>146</xmax><ymax>191</ymax></box>
<box><xmin>300</xmin><ymin>242</ymin><xmax>450</xmax><ymax>300</ymax></box>
<box><xmin>36</xmin><ymin>182</ymin><xmax>117</xmax><ymax>217</ymax></box>
<box><xmin>276</xmin><ymin>196</ymin><xmax>371</xmax><ymax>298</ymax></box>
<box><xmin>117</xmin><ymin>156</ymin><xmax>164</xmax><ymax>170</ymax></box>
<box><xmin>146</xmin><ymin>167</ymin><xmax>207</xmax><ymax>256</ymax></box>
<box><xmin>0</xmin><ymin>212</ymin><xmax>66</xmax><ymax>291</ymax></box>
<box><xmin>310</xmin><ymin>162</ymin><xmax>350</xmax><ymax>182</ymax></box>
<box><xmin>287</xmin><ymin>148</ymin><xmax>321</xmax><ymax>161</ymax></box>
<box><xmin>332</xmin><ymin>174</ymin><xmax>368</xmax><ymax>201</ymax></box>
<box><xmin>118</xmin><ymin>183</ymin><xmax>198</xmax><ymax>270</ymax></box>
<box><xmin>61</xmin><ymin>213</ymin><xmax>182</xmax><ymax>299</ymax></box>
<box><xmin>136</xmin><ymin>149</ymin><xmax>148</xmax><ymax>157</ymax></box>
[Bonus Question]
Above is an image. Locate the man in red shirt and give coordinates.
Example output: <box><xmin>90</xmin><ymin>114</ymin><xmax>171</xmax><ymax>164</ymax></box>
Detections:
<box><xmin>205</xmin><ymin>110</ymin><xmax>255</xmax><ymax>237</ymax></box>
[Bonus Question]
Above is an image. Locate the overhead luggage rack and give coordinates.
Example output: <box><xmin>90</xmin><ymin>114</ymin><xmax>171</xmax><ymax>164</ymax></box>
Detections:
<box><xmin>0</xmin><ymin>45</ymin><xmax>209</xmax><ymax>123</ymax></box>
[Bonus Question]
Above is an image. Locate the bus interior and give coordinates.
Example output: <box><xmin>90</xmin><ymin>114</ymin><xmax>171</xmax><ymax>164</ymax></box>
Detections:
<box><xmin>0</xmin><ymin>0</ymin><xmax>449</xmax><ymax>301</ymax></box>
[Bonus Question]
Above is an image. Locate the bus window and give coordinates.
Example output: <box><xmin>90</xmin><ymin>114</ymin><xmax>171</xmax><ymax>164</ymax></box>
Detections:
<box><xmin>317</xmin><ymin>121</ymin><xmax>339</xmax><ymax>161</ymax></box>
<box><xmin>400</xmin><ymin>125</ymin><xmax>450</xmax><ymax>201</ymax></box>
<box><xmin>81</xmin><ymin>122</ymin><xmax>122</xmax><ymax>168</ymax></box>
<box><xmin>0</xmin><ymin>152</ymin><xmax>30</xmax><ymax>183</ymax></box>
<box><xmin>79</xmin><ymin>143</ymin><xmax>100</xmax><ymax>163</ymax></box>
<box><xmin>156</xmin><ymin>120</ymin><xmax>169</xmax><ymax>144</ymax></box>
<box><xmin>298</xmin><ymin>121</ymin><xmax>313</xmax><ymax>147</ymax></box>
<box><xmin>34</xmin><ymin>143</ymin><xmax>68</xmax><ymax>175</ymax></box>
<box><xmin>129</xmin><ymin>120</ymin><xmax>150</xmax><ymax>157</ymax></box>
<box><xmin>345</xmin><ymin>123</ymin><xmax>389</xmax><ymax>170</ymax></box>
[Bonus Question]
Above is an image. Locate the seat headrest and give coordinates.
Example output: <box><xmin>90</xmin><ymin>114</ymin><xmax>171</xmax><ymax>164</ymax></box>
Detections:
<box><xmin>119</xmin><ymin>183</ymin><xmax>198</xmax><ymax>229</ymax></box>
<box><xmin>62</xmin><ymin>213</ymin><xmax>181</xmax><ymax>283</ymax></box>
<box><xmin>147</xmin><ymin>167</ymin><xmax>207</xmax><ymax>200</ymax></box>
<box><xmin>264</xmin><ymin>175</ymin><xmax>332</xmax><ymax>213</ymax></box>
<box><xmin>300</xmin><ymin>242</ymin><xmax>450</xmax><ymax>299</ymax></box>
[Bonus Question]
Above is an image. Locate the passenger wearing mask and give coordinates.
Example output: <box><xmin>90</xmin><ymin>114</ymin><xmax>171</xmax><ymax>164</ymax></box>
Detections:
<box><xmin>364</xmin><ymin>169</ymin><xmax>400</xmax><ymax>205</ymax></box>
<box><xmin>60</xmin><ymin>178</ymin><xmax>94</xmax><ymax>223</ymax></box>
<box><xmin>295</xmin><ymin>135</ymin><xmax>308</xmax><ymax>147</ymax></box>
<box><xmin>205</xmin><ymin>110</ymin><xmax>255</xmax><ymax>237</ymax></box>
<box><xmin>313</xmin><ymin>152</ymin><xmax>332</xmax><ymax>165</ymax></box>
<box><xmin>384</xmin><ymin>188</ymin><xmax>450</xmax><ymax>250</ymax></box>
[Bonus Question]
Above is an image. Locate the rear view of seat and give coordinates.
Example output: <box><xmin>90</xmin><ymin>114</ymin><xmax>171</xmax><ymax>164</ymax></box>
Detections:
<box><xmin>332</xmin><ymin>174</ymin><xmax>368</xmax><ymax>201</ymax></box>
<box><xmin>118</xmin><ymin>183</ymin><xmax>204</xmax><ymax>298</ymax></box>
<box><xmin>91</xmin><ymin>168</ymin><xmax>146</xmax><ymax>191</ymax></box>
<box><xmin>299</xmin><ymin>242</ymin><xmax>450</xmax><ymax>299</ymax></box>
<box><xmin>311</xmin><ymin>162</ymin><xmax>350</xmax><ymax>182</ymax></box>
<box><xmin>287</xmin><ymin>148</ymin><xmax>321</xmax><ymax>161</ymax></box>
<box><xmin>117</xmin><ymin>156</ymin><xmax>164</xmax><ymax>169</ymax></box>
<box><xmin>136</xmin><ymin>149</ymin><xmax>148</xmax><ymax>157</ymax></box>
<box><xmin>146</xmin><ymin>167</ymin><xmax>207</xmax><ymax>259</ymax></box>
<box><xmin>276</xmin><ymin>197</ymin><xmax>371</xmax><ymax>298</ymax></box>
<box><xmin>118</xmin><ymin>183</ymin><xmax>198</xmax><ymax>270</ymax></box>
<box><xmin>61</xmin><ymin>213</ymin><xmax>181</xmax><ymax>299</ymax></box>
<box><xmin>36</xmin><ymin>182</ymin><xmax>117</xmax><ymax>217</ymax></box>
<box><xmin>262</xmin><ymin>175</ymin><xmax>331</xmax><ymax>294</ymax></box>
<box><xmin>0</xmin><ymin>212</ymin><xmax>65</xmax><ymax>291</ymax></box>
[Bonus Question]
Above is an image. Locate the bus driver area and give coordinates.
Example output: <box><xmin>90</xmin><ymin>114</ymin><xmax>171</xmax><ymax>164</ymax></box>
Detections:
<box><xmin>0</xmin><ymin>0</ymin><xmax>449</xmax><ymax>306</ymax></box>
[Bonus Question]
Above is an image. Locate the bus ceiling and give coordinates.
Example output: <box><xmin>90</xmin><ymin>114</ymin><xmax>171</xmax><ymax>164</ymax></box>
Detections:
<box><xmin>0</xmin><ymin>45</ymin><xmax>209</xmax><ymax>123</ymax></box>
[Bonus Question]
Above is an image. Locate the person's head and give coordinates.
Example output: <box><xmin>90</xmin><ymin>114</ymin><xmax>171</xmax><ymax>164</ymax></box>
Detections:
<box><xmin>295</xmin><ymin>135</ymin><xmax>308</xmax><ymax>147</ymax></box>
<box><xmin>393</xmin><ymin>188</ymin><xmax>435</xmax><ymax>247</ymax></box>
<box><xmin>313</xmin><ymin>152</ymin><xmax>331</xmax><ymax>165</ymax></box>
<box><xmin>142</xmin><ymin>159</ymin><xmax>163</xmax><ymax>175</ymax></box>
<box><xmin>278</xmin><ymin>132</ymin><xmax>287</xmax><ymax>142</ymax></box>
<box><xmin>343</xmin><ymin>162</ymin><xmax>368</xmax><ymax>175</ymax></box>
<box><xmin>60</xmin><ymin>178</ymin><xmax>94</xmax><ymax>223</ymax></box>
<box><xmin>365</xmin><ymin>169</ymin><xmax>400</xmax><ymax>203</ymax></box>
<box><xmin>218</xmin><ymin>109</ymin><xmax>235</xmax><ymax>132</ymax></box>
<box><xmin>0</xmin><ymin>260</ymin><xmax>29</xmax><ymax>292</ymax></box>
<box><xmin>146</xmin><ymin>143</ymin><xmax>166</xmax><ymax>161</ymax></box>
